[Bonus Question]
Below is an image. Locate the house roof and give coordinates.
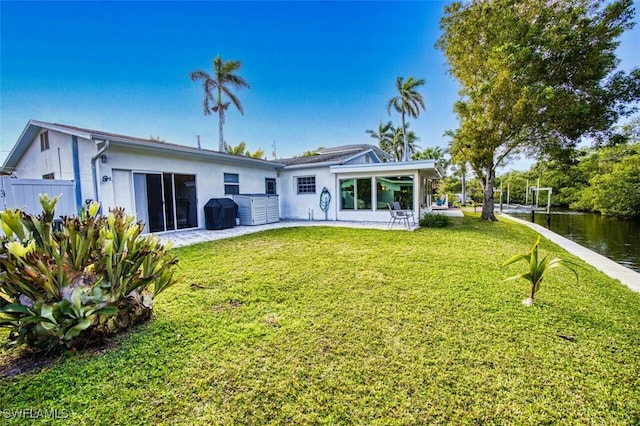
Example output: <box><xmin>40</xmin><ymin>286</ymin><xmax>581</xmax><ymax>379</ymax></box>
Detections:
<box><xmin>330</xmin><ymin>160</ymin><xmax>443</xmax><ymax>179</ymax></box>
<box><xmin>275</xmin><ymin>144</ymin><xmax>392</xmax><ymax>167</ymax></box>
<box><xmin>2</xmin><ymin>120</ymin><xmax>284</xmax><ymax>172</ymax></box>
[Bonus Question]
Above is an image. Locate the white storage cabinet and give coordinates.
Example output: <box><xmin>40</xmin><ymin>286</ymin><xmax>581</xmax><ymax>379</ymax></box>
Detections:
<box><xmin>233</xmin><ymin>194</ymin><xmax>279</xmax><ymax>225</ymax></box>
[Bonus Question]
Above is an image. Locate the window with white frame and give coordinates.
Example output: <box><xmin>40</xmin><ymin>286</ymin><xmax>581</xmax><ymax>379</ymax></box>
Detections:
<box><xmin>296</xmin><ymin>176</ymin><xmax>316</xmax><ymax>194</ymax></box>
<box><xmin>40</xmin><ymin>131</ymin><xmax>50</xmax><ymax>151</ymax></box>
<box><xmin>224</xmin><ymin>173</ymin><xmax>240</xmax><ymax>195</ymax></box>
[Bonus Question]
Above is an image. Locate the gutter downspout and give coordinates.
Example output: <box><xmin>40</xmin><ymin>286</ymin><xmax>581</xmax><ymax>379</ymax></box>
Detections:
<box><xmin>1</xmin><ymin>176</ymin><xmax>6</xmax><ymax>210</ymax></box>
<box><xmin>71</xmin><ymin>136</ymin><xmax>83</xmax><ymax>210</ymax></box>
<box><xmin>90</xmin><ymin>139</ymin><xmax>110</xmax><ymax>206</ymax></box>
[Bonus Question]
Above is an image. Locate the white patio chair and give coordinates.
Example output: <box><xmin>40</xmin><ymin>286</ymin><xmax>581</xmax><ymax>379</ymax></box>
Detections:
<box><xmin>393</xmin><ymin>201</ymin><xmax>415</xmax><ymax>225</ymax></box>
<box><xmin>387</xmin><ymin>203</ymin><xmax>410</xmax><ymax>229</ymax></box>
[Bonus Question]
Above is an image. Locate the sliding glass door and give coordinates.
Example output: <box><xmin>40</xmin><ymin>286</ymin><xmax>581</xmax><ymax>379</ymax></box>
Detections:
<box><xmin>134</xmin><ymin>172</ymin><xmax>197</xmax><ymax>233</ymax></box>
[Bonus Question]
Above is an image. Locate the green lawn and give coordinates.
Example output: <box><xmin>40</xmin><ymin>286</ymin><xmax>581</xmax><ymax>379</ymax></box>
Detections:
<box><xmin>1</xmin><ymin>215</ymin><xmax>639</xmax><ymax>424</ymax></box>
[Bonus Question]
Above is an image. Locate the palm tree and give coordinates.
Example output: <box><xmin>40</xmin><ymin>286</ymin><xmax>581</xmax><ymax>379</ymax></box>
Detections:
<box><xmin>412</xmin><ymin>146</ymin><xmax>449</xmax><ymax>173</ymax></box>
<box><xmin>365</xmin><ymin>121</ymin><xmax>394</xmax><ymax>159</ymax></box>
<box><xmin>387</xmin><ymin>76</ymin><xmax>426</xmax><ymax>161</ymax></box>
<box><xmin>391</xmin><ymin>123</ymin><xmax>420</xmax><ymax>162</ymax></box>
<box><xmin>190</xmin><ymin>55</ymin><xmax>250</xmax><ymax>152</ymax></box>
<box><xmin>224</xmin><ymin>141</ymin><xmax>247</xmax><ymax>156</ymax></box>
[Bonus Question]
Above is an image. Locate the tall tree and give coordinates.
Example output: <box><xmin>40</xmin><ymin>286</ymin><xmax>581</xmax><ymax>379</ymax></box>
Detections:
<box><xmin>387</xmin><ymin>77</ymin><xmax>426</xmax><ymax>161</ymax></box>
<box><xmin>366</xmin><ymin>121</ymin><xmax>394</xmax><ymax>158</ymax></box>
<box><xmin>190</xmin><ymin>55</ymin><xmax>250</xmax><ymax>152</ymax></box>
<box><xmin>437</xmin><ymin>0</ymin><xmax>640</xmax><ymax>220</ymax></box>
<box><xmin>391</xmin><ymin>123</ymin><xmax>420</xmax><ymax>161</ymax></box>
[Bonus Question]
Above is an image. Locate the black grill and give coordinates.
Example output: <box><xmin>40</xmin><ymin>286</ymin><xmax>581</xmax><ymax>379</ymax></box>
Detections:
<box><xmin>204</xmin><ymin>198</ymin><xmax>238</xmax><ymax>230</ymax></box>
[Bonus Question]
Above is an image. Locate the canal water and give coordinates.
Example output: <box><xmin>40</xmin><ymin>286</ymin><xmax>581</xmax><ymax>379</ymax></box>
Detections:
<box><xmin>507</xmin><ymin>210</ymin><xmax>640</xmax><ymax>273</ymax></box>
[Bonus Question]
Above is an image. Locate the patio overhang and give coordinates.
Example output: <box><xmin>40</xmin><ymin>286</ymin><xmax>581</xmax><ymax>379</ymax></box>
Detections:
<box><xmin>329</xmin><ymin>159</ymin><xmax>440</xmax><ymax>178</ymax></box>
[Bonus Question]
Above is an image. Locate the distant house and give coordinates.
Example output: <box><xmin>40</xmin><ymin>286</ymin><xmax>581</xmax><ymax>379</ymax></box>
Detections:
<box><xmin>1</xmin><ymin>120</ymin><xmax>442</xmax><ymax>231</ymax></box>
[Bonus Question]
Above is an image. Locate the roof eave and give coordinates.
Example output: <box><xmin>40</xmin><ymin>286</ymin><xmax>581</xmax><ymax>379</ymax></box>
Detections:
<box><xmin>329</xmin><ymin>159</ymin><xmax>438</xmax><ymax>174</ymax></box>
<box><xmin>2</xmin><ymin>121</ymin><xmax>101</xmax><ymax>171</ymax></box>
<box><xmin>281</xmin><ymin>160</ymin><xmax>340</xmax><ymax>170</ymax></box>
<box><xmin>100</xmin><ymin>137</ymin><xmax>284</xmax><ymax>169</ymax></box>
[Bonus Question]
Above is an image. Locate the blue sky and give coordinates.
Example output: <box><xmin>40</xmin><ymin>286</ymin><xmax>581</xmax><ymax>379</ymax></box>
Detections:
<box><xmin>1</xmin><ymin>1</ymin><xmax>638</xmax><ymax>170</ymax></box>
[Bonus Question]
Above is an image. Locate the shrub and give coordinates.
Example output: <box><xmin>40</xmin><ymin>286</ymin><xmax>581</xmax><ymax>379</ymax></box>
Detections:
<box><xmin>0</xmin><ymin>195</ymin><xmax>178</xmax><ymax>352</ymax></box>
<box><xmin>419</xmin><ymin>213</ymin><xmax>450</xmax><ymax>228</ymax></box>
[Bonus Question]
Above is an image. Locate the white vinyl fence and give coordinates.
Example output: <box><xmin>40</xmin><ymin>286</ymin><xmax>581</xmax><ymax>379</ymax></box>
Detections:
<box><xmin>1</xmin><ymin>177</ymin><xmax>77</xmax><ymax>217</ymax></box>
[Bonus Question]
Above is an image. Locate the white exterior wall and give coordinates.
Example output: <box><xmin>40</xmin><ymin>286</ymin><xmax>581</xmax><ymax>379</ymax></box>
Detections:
<box><xmin>11</xmin><ymin>130</ymin><xmax>96</xmax><ymax>206</ymax></box>
<box><xmin>97</xmin><ymin>145</ymin><xmax>278</xmax><ymax>230</ymax></box>
<box><xmin>279</xmin><ymin>166</ymin><xmax>336</xmax><ymax>220</ymax></box>
<box><xmin>11</xmin><ymin>130</ymin><xmax>72</xmax><ymax>180</ymax></box>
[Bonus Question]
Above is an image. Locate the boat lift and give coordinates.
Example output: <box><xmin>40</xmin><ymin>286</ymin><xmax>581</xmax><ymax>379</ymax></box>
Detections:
<box><xmin>528</xmin><ymin>186</ymin><xmax>553</xmax><ymax>225</ymax></box>
<box><xmin>499</xmin><ymin>179</ymin><xmax>554</xmax><ymax>226</ymax></box>
<box><xmin>530</xmin><ymin>186</ymin><xmax>553</xmax><ymax>213</ymax></box>
<box><xmin>501</xmin><ymin>178</ymin><xmax>553</xmax><ymax>212</ymax></box>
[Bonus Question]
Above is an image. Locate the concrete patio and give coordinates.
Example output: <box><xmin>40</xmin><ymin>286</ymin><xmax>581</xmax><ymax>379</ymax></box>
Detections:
<box><xmin>154</xmin><ymin>219</ymin><xmax>420</xmax><ymax>248</ymax></box>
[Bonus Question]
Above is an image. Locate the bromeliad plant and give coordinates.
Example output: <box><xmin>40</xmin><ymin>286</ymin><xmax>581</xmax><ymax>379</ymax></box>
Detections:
<box><xmin>502</xmin><ymin>236</ymin><xmax>578</xmax><ymax>306</ymax></box>
<box><xmin>0</xmin><ymin>195</ymin><xmax>178</xmax><ymax>351</ymax></box>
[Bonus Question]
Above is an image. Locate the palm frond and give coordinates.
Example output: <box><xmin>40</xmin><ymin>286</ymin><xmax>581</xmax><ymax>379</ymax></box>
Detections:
<box><xmin>226</xmin><ymin>74</ymin><xmax>250</xmax><ymax>89</ymax></box>
<box><xmin>189</xmin><ymin>70</ymin><xmax>207</xmax><ymax>82</ymax></box>
<box><xmin>202</xmin><ymin>99</ymin><xmax>212</xmax><ymax>116</ymax></box>
<box><xmin>395</xmin><ymin>76</ymin><xmax>404</xmax><ymax>91</ymax></box>
<box><xmin>223</xmin><ymin>88</ymin><xmax>244</xmax><ymax>114</ymax></box>
<box><xmin>387</xmin><ymin>97</ymin><xmax>402</xmax><ymax>115</ymax></box>
<box><xmin>501</xmin><ymin>253</ymin><xmax>528</xmax><ymax>267</ymax></box>
<box><xmin>504</xmin><ymin>272</ymin><xmax>533</xmax><ymax>282</ymax></box>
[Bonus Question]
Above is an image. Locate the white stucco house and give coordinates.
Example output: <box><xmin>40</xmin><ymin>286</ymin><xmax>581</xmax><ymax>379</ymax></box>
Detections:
<box><xmin>277</xmin><ymin>145</ymin><xmax>442</xmax><ymax>222</ymax></box>
<box><xmin>2</xmin><ymin>120</ymin><xmax>442</xmax><ymax>232</ymax></box>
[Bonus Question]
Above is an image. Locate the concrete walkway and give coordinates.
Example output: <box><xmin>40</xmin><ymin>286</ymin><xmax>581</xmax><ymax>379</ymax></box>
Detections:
<box><xmin>154</xmin><ymin>219</ymin><xmax>418</xmax><ymax>248</ymax></box>
<box><xmin>502</xmin><ymin>213</ymin><xmax>640</xmax><ymax>293</ymax></box>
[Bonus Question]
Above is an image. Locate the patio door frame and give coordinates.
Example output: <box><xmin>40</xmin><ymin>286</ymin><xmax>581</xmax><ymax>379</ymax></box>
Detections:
<box><xmin>133</xmin><ymin>171</ymin><xmax>197</xmax><ymax>233</ymax></box>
